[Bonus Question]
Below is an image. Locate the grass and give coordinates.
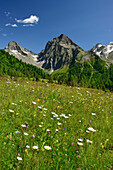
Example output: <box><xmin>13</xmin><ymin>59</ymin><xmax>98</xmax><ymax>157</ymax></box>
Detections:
<box><xmin>0</xmin><ymin>77</ymin><xmax>113</xmax><ymax>170</ymax></box>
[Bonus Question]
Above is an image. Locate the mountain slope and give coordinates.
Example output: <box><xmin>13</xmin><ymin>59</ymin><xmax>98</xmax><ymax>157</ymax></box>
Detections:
<box><xmin>91</xmin><ymin>43</ymin><xmax>113</xmax><ymax>63</ymax></box>
<box><xmin>0</xmin><ymin>50</ymin><xmax>48</xmax><ymax>80</ymax></box>
<box><xmin>38</xmin><ymin>34</ymin><xmax>85</xmax><ymax>73</ymax></box>
<box><xmin>4</xmin><ymin>41</ymin><xmax>45</xmax><ymax>69</ymax></box>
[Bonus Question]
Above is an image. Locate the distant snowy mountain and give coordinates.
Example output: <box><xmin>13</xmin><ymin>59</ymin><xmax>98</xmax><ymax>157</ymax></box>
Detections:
<box><xmin>91</xmin><ymin>43</ymin><xmax>113</xmax><ymax>63</ymax></box>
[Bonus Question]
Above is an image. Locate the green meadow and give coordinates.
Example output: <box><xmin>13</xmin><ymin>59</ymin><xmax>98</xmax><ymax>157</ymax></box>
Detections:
<box><xmin>0</xmin><ymin>77</ymin><xmax>113</xmax><ymax>169</ymax></box>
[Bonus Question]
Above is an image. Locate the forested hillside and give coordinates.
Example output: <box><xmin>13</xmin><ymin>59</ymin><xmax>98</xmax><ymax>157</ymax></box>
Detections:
<box><xmin>0</xmin><ymin>50</ymin><xmax>48</xmax><ymax>80</ymax></box>
<box><xmin>51</xmin><ymin>53</ymin><xmax>113</xmax><ymax>91</ymax></box>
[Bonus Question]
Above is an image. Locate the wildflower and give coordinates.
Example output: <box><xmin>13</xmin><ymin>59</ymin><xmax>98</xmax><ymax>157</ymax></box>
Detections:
<box><xmin>53</xmin><ymin>114</ymin><xmax>58</xmax><ymax>117</ymax></box>
<box><xmin>39</xmin><ymin>125</ymin><xmax>42</xmax><ymax>127</ymax></box>
<box><xmin>87</xmin><ymin>139</ymin><xmax>93</xmax><ymax>144</ymax></box>
<box><xmin>91</xmin><ymin>113</ymin><xmax>96</xmax><ymax>115</ymax></box>
<box><xmin>25</xmin><ymin>121</ymin><xmax>29</xmax><ymax>126</ymax></box>
<box><xmin>78</xmin><ymin>139</ymin><xmax>83</xmax><ymax>142</ymax></box>
<box><xmin>68</xmin><ymin>114</ymin><xmax>72</xmax><ymax>116</ymax></box>
<box><xmin>60</xmin><ymin>114</ymin><xmax>65</xmax><ymax>117</ymax></box>
<box><xmin>17</xmin><ymin>157</ymin><xmax>22</xmax><ymax>160</ymax></box>
<box><xmin>87</xmin><ymin>127</ymin><xmax>96</xmax><ymax>132</ymax></box>
<box><xmin>9</xmin><ymin>109</ymin><xmax>14</xmax><ymax>113</ymax></box>
<box><xmin>32</xmin><ymin>101</ymin><xmax>36</xmax><ymax>104</ymax></box>
<box><xmin>38</xmin><ymin>106</ymin><xmax>42</xmax><ymax>109</ymax></box>
<box><xmin>12</xmin><ymin>103</ymin><xmax>17</xmax><ymax>105</ymax></box>
<box><xmin>51</xmin><ymin>112</ymin><xmax>56</xmax><ymax>115</ymax></box>
<box><xmin>26</xmin><ymin>145</ymin><xmax>30</xmax><ymax>148</ymax></box>
<box><xmin>64</xmin><ymin>116</ymin><xmax>69</xmax><ymax>118</ymax></box>
<box><xmin>77</xmin><ymin>155</ymin><xmax>81</xmax><ymax>158</ymax></box>
<box><xmin>21</xmin><ymin>124</ymin><xmax>26</xmax><ymax>127</ymax></box>
<box><xmin>44</xmin><ymin>108</ymin><xmax>47</xmax><ymax>111</ymax></box>
<box><xmin>71</xmin><ymin>143</ymin><xmax>74</xmax><ymax>145</ymax></box>
<box><xmin>46</xmin><ymin>129</ymin><xmax>50</xmax><ymax>131</ymax></box>
<box><xmin>44</xmin><ymin>146</ymin><xmax>52</xmax><ymax>150</ymax></box>
<box><xmin>32</xmin><ymin>146</ymin><xmax>38</xmax><ymax>149</ymax></box>
<box><xmin>24</xmin><ymin>132</ymin><xmax>28</xmax><ymax>136</ymax></box>
<box><xmin>58</xmin><ymin>122</ymin><xmax>62</xmax><ymax>125</ymax></box>
<box><xmin>77</xmin><ymin>142</ymin><xmax>83</xmax><ymax>146</ymax></box>
<box><xmin>86</xmin><ymin>130</ymin><xmax>90</xmax><ymax>133</ymax></box>
<box><xmin>56</xmin><ymin>129</ymin><xmax>59</xmax><ymax>131</ymax></box>
<box><xmin>15</xmin><ymin>131</ymin><xmax>20</xmax><ymax>134</ymax></box>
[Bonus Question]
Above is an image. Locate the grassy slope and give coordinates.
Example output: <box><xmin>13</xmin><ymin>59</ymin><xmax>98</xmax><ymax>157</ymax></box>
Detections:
<box><xmin>0</xmin><ymin>77</ymin><xmax>113</xmax><ymax>169</ymax></box>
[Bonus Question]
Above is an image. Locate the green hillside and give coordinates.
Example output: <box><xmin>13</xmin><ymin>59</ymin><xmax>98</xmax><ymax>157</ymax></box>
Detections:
<box><xmin>51</xmin><ymin>52</ymin><xmax>113</xmax><ymax>91</ymax></box>
<box><xmin>0</xmin><ymin>50</ymin><xmax>48</xmax><ymax>80</ymax></box>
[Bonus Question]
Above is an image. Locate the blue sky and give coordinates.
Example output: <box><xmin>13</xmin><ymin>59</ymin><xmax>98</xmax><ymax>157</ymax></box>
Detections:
<box><xmin>0</xmin><ymin>0</ymin><xmax>113</xmax><ymax>53</ymax></box>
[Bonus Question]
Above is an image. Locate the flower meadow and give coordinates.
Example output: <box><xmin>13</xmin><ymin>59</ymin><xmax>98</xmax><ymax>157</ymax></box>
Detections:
<box><xmin>0</xmin><ymin>77</ymin><xmax>113</xmax><ymax>169</ymax></box>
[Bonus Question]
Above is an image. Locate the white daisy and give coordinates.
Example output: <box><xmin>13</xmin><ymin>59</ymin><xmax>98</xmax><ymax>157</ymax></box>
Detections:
<box><xmin>44</xmin><ymin>146</ymin><xmax>52</xmax><ymax>150</ymax></box>
<box><xmin>58</xmin><ymin>122</ymin><xmax>62</xmax><ymax>125</ymax></box>
<box><xmin>87</xmin><ymin>127</ymin><xmax>96</xmax><ymax>132</ymax></box>
<box><xmin>39</xmin><ymin>125</ymin><xmax>42</xmax><ymax>127</ymax></box>
<box><xmin>87</xmin><ymin>139</ymin><xmax>93</xmax><ymax>144</ymax></box>
<box><xmin>91</xmin><ymin>113</ymin><xmax>96</xmax><ymax>116</ymax></box>
<box><xmin>17</xmin><ymin>157</ymin><xmax>22</xmax><ymax>160</ymax></box>
<box><xmin>9</xmin><ymin>109</ymin><xmax>14</xmax><ymax>113</ymax></box>
<box><xmin>32</xmin><ymin>101</ymin><xmax>36</xmax><ymax>104</ymax></box>
<box><xmin>21</xmin><ymin>124</ymin><xmax>26</xmax><ymax>127</ymax></box>
<box><xmin>78</xmin><ymin>138</ymin><xmax>83</xmax><ymax>142</ymax></box>
<box><xmin>32</xmin><ymin>146</ymin><xmax>38</xmax><ymax>149</ymax></box>
<box><xmin>26</xmin><ymin>145</ymin><xmax>30</xmax><ymax>148</ymax></box>
<box><xmin>77</xmin><ymin>142</ymin><xmax>83</xmax><ymax>146</ymax></box>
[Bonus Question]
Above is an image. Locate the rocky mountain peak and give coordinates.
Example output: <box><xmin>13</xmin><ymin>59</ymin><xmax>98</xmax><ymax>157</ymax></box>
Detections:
<box><xmin>5</xmin><ymin>41</ymin><xmax>21</xmax><ymax>51</ymax></box>
<box><xmin>38</xmin><ymin>34</ymin><xmax>83</xmax><ymax>73</ymax></box>
<box><xmin>91</xmin><ymin>43</ymin><xmax>113</xmax><ymax>63</ymax></box>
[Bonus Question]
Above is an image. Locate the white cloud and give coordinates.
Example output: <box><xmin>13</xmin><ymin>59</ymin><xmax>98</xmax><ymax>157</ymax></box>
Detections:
<box><xmin>5</xmin><ymin>23</ymin><xmax>18</xmax><ymax>27</ymax></box>
<box><xmin>23</xmin><ymin>24</ymin><xmax>34</xmax><ymax>27</ymax></box>
<box><xmin>5</xmin><ymin>23</ymin><xmax>11</xmax><ymax>26</ymax></box>
<box><xmin>2</xmin><ymin>33</ymin><xmax>7</xmax><ymax>37</ymax></box>
<box><xmin>15</xmin><ymin>15</ymin><xmax>39</xmax><ymax>24</ymax></box>
<box><xmin>12</xmin><ymin>24</ymin><xmax>18</xmax><ymax>27</ymax></box>
<box><xmin>110</xmin><ymin>42</ymin><xmax>113</xmax><ymax>44</ymax></box>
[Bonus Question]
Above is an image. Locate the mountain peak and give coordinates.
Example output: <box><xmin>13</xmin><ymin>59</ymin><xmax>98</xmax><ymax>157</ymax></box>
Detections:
<box><xmin>58</xmin><ymin>34</ymin><xmax>67</xmax><ymax>39</ymax></box>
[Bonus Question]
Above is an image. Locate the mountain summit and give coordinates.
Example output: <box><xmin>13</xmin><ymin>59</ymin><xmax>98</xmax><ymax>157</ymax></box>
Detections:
<box><xmin>38</xmin><ymin>34</ymin><xmax>84</xmax><ymax>73</ymax></box>
<box><xmin>91</xmin><ymin>43</ymin><xmax>113</xmax><ymax>63</ymax></box>
<box><xmin>4</xmin><ymin>41</ymin><xmax>40</xmax><ymax>67</ymax></box>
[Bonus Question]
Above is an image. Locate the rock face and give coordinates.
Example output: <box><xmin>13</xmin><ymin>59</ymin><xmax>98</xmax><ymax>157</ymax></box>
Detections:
<box><xmin>91</xmin><ymin>43</ymin><xmax>113</xmax><ymax>63</ymax></box>
<box><xmin>38</xmin><ymin>34</ymin><xmax>84</xmax><ymax>73</ymax></box>
<box><xmin>4</xmin><ymin>35</ymin><xmax>113</xmax><ymax>74</ymax></box>
<box><xmin>4</xmin><ymin>41</ymin><xmax>45</xmax><ymax>68</ymax></box>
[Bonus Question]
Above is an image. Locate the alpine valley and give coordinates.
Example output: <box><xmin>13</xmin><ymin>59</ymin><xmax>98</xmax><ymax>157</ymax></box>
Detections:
<box><xmin>1</xmin><ymin>34</ymin><xmax>113</xmax><ymax>91</ymax></box>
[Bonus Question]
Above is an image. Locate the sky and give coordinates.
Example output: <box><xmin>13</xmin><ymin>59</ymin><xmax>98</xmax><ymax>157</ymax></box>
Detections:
<box><xmin>1</xmin><ymin>0</ymin><xmax>113</xmax><ymax>53</ymax></box>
